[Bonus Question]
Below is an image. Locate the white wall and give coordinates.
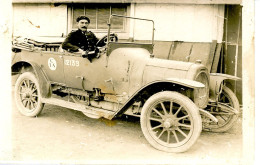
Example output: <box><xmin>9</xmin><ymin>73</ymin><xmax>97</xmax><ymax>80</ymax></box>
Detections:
<box><xmin>133</xmin><ymin>4</ymin><xmax>225</xmax><ymax>43</ymax></box>
<box><xmin>12</xmin><ymin>3</ymin><xmax>224</xmax><ymax>43</ymax></box>
<box><xmin>12</xmin><ymin>3</ymin><xmax>67</xmax><ymax>37</ymax></box>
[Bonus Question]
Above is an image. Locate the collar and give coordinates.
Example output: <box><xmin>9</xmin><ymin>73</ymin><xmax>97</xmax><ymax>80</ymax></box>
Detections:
<box><xmin>78</xmin><ymin>29</ymin><xmax>88</xmax><ymax>34</ymax></box>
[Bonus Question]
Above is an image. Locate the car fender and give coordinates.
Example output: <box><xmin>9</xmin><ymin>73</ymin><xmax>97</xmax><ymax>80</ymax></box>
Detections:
<box><xmin>164</xmin><ymin>78</ymin><xmax>205</xmax><ymax>88</ymax></box>
<box><xmin>109</xmin><ymin>78</ymin><xmax>205</xmax><ymax>119</ymax></box>
<box><xmin>209</xmin><ymin>73</ymin><xmax>241</xmax><ymax>101</ymax></box>
<box><xmin>12</xmin><ymin>61</ymin><xmax>51</xmax><ymax>98</ymax></box>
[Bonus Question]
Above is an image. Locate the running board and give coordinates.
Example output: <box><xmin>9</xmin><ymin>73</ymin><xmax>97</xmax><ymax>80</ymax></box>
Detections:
<box><xmin>41</xmin><ymin>98</ymin><xmax>115</xmax><ymax>119</ymax></box>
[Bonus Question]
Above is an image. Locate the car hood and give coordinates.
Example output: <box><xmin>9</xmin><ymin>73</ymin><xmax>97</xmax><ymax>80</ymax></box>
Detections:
<box><xmin>142</xmin><ymin>57</ymin><xmax>199</xmax><ymax>84</ymax></box>
<box><xmin>146</xmin><ymin>57</ymin><xmax>194</xmax><ymax>70</ymax></box>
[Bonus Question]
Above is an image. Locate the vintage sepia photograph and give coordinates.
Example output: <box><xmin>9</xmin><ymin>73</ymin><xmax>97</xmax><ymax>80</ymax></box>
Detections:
<box><xmin>0</xmin><ymin>0</ymin><xmax>256</xmax><ymax>164</ymax></box>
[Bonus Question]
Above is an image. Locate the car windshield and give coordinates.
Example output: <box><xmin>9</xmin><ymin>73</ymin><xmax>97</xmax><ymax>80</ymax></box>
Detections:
<box><xmin>108</xmin><ymin>14</ymin><xmax>155</xmax><ymax>45</ymax></box>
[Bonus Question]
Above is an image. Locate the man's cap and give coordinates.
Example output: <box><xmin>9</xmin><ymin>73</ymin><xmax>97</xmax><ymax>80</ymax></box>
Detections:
<box><xmin>76</xmin><ymin>16</ymin><xmax>90</xmax><ymax>23</ymax></box>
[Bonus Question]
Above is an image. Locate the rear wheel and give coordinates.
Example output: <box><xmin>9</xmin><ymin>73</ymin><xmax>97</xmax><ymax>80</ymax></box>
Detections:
<box><xmin>140</xmin><ymin>91</ymin><xmax>202</xmax><ymax>153</ymax></box>
<box><xmin>14</xmin><ymin>72</ymin><xmax>44</xmax><ymax>117</ymax></box>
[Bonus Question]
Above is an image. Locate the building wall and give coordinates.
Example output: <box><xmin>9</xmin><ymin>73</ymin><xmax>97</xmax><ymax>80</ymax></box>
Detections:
<box><xmin>130</xmin><ymin>3</ymin><xmax>225</xmax><ymax>67</ymax></box>
<box><xmin>13</xmin><ymin>3</ymin><xmax>67</xmax><ymax>37</ymax></box>
<box><xmin>133</xmin><ymin>4</ymin><xmax>225</xmax><ymax>43</ymax></box>
<box><xmin>12</xmin><ymin>3</ymin><xmax>225</xmax><ymax>43</ymax></box>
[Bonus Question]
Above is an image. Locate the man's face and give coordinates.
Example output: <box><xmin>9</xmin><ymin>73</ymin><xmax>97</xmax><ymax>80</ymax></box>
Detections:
<box><xmin>77</xmin><ymin>19</ymin><xmax>89</xmax><ymax>32</ymax></box>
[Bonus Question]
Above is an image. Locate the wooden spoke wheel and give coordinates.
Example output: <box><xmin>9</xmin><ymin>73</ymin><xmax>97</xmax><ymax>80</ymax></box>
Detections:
<box><xmin>141</xmin><ymin>91</ymin><xmax>202</xmax><ymax>153</ymax></box>
<box><xmin>204</xmin><ymin>86</ymin><xmax>240</xmax><ymax>132</ymax></box>
<box><xmin>14</xmin><ymin>72</ymin><xmax>44</xmax><ymax>117</ymax></box>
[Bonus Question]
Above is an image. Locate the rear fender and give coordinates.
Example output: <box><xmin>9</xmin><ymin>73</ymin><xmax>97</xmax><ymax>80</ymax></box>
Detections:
<box><xmin>12</xmin><ymin>61</ymin><xmax>51</xmax><ymax>98</ymax></box>
<box><xmin>209</xmin><ymin>73</ymin><xmax>241</xmax><ymax>101</ymax></box>
<box><xmin>109</xmin><ymin>78</ymin><xmax>204</xmax><ymax>119</ymax></box>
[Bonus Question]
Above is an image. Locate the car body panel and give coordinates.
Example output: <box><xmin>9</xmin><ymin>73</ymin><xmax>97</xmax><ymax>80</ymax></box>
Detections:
<box><xmin>107</xmin><ymin>42</ymin><xmax>153</xmax><ymax>55</ymax></box>
<box><xmin>209</xmin><ymin>73</ymin><xmax>241</xmax><ymax>101</ymax></box>
<box><xmin>40</xmin><ymin>51</ymin><xmax>65</xmax><ymax>84</ymax></box>
<box><xmin>15</xmin><ymin>51</ymin><xmax>66</xmax><ymax>84</ymax></box>
<box><xmin>12</xmin><ymin>45</ymin><xmax>209</xmax><ymax>107</ymax></box>
<box><xmin>62</xmin><ymin>52</ymin><xmax>113</xmax><ymax>92</ymax></box>
<box><xmin>108</xmin><ymin>47</ymin><xmax>150</xmax><ymax>96</ymax></box>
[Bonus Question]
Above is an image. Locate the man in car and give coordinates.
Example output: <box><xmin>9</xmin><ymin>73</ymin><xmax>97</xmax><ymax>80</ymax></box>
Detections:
<box><xmin>62</xmin><ymin>16</ymin><xmax>98</xmax><ymax>54</ymax></box>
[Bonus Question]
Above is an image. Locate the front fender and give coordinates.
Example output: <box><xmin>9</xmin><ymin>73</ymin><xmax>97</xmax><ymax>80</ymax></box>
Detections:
<box><xmin>109</xmin><ymin>79</ymin><xmax>204</xmax><ymax>120</ymax></box>
<box><xmin>209</xmin><ymin>73</ymin><xmax>241</xmax><ymax>101</ymax></box>
<box><xmin>165</xmin><ymin>78</ymin><xmax>205</xmax><ymax>88</ymax></box>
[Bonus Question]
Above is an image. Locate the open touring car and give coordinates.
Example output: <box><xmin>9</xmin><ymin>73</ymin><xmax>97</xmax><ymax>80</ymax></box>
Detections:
<box><xmin>11</xmin><ymin>15</ymin><xmax>240</xmax><ymax>152</ymax></box>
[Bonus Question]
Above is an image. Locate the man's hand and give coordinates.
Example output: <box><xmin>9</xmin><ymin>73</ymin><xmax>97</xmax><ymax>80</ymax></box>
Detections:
<box><xmin>81</xmin><ymin>50</ymin><xmax>89</xmax><ymax>61</ymax></box>
<box><xmin>98</xmin><ymin>47</ymin><xmax>106</xmax><ymax>53</ymax></box>
<box><xmin>78</xmin><ymin>48</ymin><xmax>85</xmax><ymax>55</ymax></box>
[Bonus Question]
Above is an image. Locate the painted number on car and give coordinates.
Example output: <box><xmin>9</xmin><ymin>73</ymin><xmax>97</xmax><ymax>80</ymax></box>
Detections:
<box><xmin>64</xmin><ymin>60</ymin><xmax>79</xmax><ymax>67</ymax></box>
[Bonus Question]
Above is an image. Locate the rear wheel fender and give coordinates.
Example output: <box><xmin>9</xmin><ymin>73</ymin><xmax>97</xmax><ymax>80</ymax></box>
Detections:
<box><xmin>12</xmin><ymin>61</ymin><xmax>51</xmax><ymax>98</ymax></box>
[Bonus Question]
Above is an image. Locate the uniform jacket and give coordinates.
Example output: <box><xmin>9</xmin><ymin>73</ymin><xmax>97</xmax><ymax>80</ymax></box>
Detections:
<box><xmin>62</xmin><ymin>29</ymin><xmax>98</xmax><ymax>52</ymax></box>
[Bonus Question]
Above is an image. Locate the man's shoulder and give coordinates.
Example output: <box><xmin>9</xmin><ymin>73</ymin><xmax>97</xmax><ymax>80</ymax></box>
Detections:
<box><xmin>66</xmin><ymin>30</ymin><xmax>82</xmax><ymax>38</ymax></box>
<box><xmin>68</xmin><ymin>29</ymin><xmax>81</xmax><ymax>35</ymax></box>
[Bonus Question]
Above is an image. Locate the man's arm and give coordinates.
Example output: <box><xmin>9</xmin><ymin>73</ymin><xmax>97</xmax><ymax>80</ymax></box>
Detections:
<box><xmin>92</xmin><ymin>32</ymin><xmax>99</xmax><ymax>45</ymax></box>
<box><xmin>62</xmin><ymin>32</ymin><xmax>80</xmax><ymax>52</ymax></box>
<box><xmin>87</xmin><ymin>31</ymin><xmax>98</xmax><ymax>45</ymax></box>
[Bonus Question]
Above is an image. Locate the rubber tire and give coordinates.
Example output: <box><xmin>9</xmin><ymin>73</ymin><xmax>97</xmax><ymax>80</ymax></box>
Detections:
<box><xmin>14</xmin><ymin>72</ymin><xmax>44</xmax><ymax>117</ymax></box>
<box><xmin>140</xmin><ymin>91</ymin><xmax>202</xmax><ymax>153</ymax></box>
<box><xmin>208</xmin><ymin>86</ymin><xmax>240</xmax><ymax>132</ymax></box>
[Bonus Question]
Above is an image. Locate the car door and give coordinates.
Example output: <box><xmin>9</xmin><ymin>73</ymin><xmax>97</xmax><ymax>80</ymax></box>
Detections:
<box><xmin>63</xmin><ymin>53</ymin><xmax>114</xmax><ymax>93</ymax></box>
<box><xmin>40</xmin><ymin>51</ymin><xmax>65</xmax><ymax>84</ymax></box>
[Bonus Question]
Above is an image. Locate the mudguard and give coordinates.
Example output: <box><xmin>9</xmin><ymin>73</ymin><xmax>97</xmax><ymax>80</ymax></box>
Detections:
<box><xmin>165</xmin><ymin>78</ymin><xmax>205</xmax><ymax>88</ymax></box>
<box><xmin>209</xmin><ymin>73</ymin><xmax>241</xmax><ymax>101</ymax></box>
<box><xmin>109</xmin><ymin>78</ymin><xmax>205</xmax><ymax>119</ymax></box>
<box><xmin>32</xmin><ymin>63</ymin><xmax>51</xmax><ymax>98</ymax></box>
<box><xmin>13</xmin><ymin>61</ymin><xmax>51</xmax><ymax>98</ymax></box>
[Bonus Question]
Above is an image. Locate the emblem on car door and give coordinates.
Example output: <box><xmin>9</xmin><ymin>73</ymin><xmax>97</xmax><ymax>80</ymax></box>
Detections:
<box><xmin>48</xmin><ymin>57</ymin><xmax>57</xmax><ymax>70</ymax></box>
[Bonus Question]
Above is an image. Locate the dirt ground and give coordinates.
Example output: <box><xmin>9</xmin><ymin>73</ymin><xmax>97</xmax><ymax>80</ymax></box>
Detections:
<box><xmin>10</xmin><ymin>77</ymin><xmax>243</xmax><ymax>164</ymax></box>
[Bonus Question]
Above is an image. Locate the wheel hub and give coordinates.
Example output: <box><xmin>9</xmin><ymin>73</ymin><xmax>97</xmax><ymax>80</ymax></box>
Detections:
<box><xmin>23</xmin><ymin>89</ymin><xmax>32</xmax><ymax>98</ymax></box>
<box><xmin>25</xmin><ymin>93</ymin><xmax>30</xmax><ymax>98</ymax></box>
<box><xmin>163</xmin><ymin>117</ymin><xmax>179</xmax><ymax>130</ymax></box>
<box><xmin>164</xmin><ymin>119</ymin><xmax>172</xmax><ymax>128</ymax></box>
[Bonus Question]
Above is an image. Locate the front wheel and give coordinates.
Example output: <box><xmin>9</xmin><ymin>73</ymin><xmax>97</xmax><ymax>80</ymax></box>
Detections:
<box><xmin>140</xmin><ymin>91</ymin><xmax>202</xmax><ymax>153</ymax></box>
<box><xmin>14</xmin><ymin>72</ymin><xmax>44</xmax><ymax>117</ymax></box>
<box><xmin>204</xmin><ymin>86</ymin><xmax>240</xmax><ymax>132</ymax></box>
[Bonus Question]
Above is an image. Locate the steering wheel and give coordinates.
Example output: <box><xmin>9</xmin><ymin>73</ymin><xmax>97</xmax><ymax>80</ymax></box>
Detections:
<box><xmin>96</xmin><ymin>33</ymin><xmax>118</xmax><ymax>47</ymax></box>
<box><xmin>82</xmin><ymin>33</ymin><xmax>118</xmax><ymax>62</ymax></box>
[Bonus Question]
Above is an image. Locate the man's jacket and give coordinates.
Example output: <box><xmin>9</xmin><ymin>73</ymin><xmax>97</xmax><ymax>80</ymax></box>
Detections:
<box><xmin>62</xmin><ymin>29</ymin><xmax>98</xmax><ymax>52</ymax></box>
